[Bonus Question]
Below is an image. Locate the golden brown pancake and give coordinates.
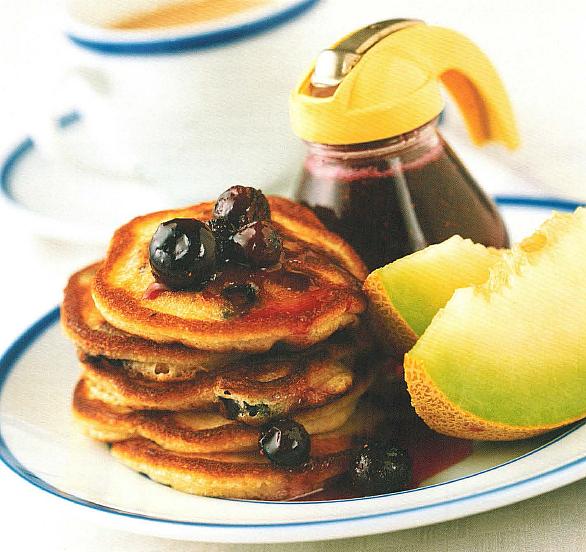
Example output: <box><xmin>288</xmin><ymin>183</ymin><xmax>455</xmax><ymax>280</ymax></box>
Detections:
<box><xmin>62</xmin><ymin>263</ymin><xmax>236</xmax><ymax>377</ymax></box>
<box><xmin>106</xmin><ymin>400</ymin><xmax>387</xmax><ymax>500</ymax></box>
<box><xmin>72</xmin><ymin>376</ymin><xmax>378</xmax><ymax>452</ymax></box>
<box><xmin>73</xmin><ymin>378</ymin><xmax>382</xmax><ymax>452</ymax></box>
<box><xmin>92</xmin><ymin>197</ymin><xmax>368</xmax><ymax>353</ymax></box>
<box><xmin>111</xmin><ymin>438</ymin><xmax>351</xmax><ymax>500</ymax></box>
<box><xmin>79</xmin><ymin>335</ymin><xmax>374</xmax><ymax>424</ymax></box>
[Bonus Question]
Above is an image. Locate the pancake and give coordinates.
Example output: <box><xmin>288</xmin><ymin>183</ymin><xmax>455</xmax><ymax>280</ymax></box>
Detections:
<box><xmin>92</xmin><ymin>197</ymin><xmax>368</xmax><ymax>353</ymax></box>
<box><xmin>111</xmin><ymin>438</ymin><xmax>351</xmax><ymax>500</ymax></box>
<box><xmin>62</xmin><ymin>263</ymin><xmax>236</xmax><ymax>378</ymax></box>
<box><xmin>79</xmin><ymin>336</ymin><xmax>374</xmax><ymax>424</ymax></box>
<box><xmin>107</xmin><ymin>400</ymin><xmax>386</xmax><ymax>500</ymax></box>
<box><xmin>72</xmin><ymin>374</ymin><xmax>378</xmax><ymax>452</ymax></box>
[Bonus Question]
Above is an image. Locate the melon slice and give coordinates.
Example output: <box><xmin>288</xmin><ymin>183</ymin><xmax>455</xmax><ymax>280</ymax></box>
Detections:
<box><xmin>363</xmin><ymin>236</ymin><xmax>502</xmax><ymax>357</ymax></box>
<box><xmin>405</xmin><ymin>208</ymin><xmax>586</xmax><ymax>440</ymax></box>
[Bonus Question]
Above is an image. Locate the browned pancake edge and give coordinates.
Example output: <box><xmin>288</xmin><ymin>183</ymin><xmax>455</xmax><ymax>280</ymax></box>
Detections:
<box><xmin>92</xmin><ymin>197</ymin><xmax>368</xmax><ymax>353</ymax></box>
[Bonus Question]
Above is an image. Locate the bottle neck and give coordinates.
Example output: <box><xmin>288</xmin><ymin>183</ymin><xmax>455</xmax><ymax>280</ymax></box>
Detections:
<box><xmin>303</xmin><ymin>118</ymin><xmax>445</xmax><ymax>182</ymax></box>
<box><xmin>304</xmin><ymin>118</ymin><xmax>441</xmax><ymax>163</ymax></box>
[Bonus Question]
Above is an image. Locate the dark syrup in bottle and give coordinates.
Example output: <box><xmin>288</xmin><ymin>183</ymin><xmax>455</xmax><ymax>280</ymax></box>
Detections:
<box><xmin>295</xmin><ymin>120</ymin><xmax>509</xmax><ymax>271</ymax></box>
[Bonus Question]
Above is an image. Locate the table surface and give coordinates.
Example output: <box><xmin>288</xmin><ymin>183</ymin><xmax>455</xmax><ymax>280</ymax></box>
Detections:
<box><xmin>1</xmin><ymin>0</ymin><xmax>585</xmax><ymax>550</ymax></box>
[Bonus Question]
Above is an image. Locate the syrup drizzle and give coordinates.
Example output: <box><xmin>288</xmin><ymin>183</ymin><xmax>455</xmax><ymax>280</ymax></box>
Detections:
<box><xmin>298</xmin><ymin>421</ymin><xmax>473</xmax><ymax>501</ymax></box>
<box><xmin>295</xmin><ymin>384</ymin><xmax>474</xmax><ymax>502</ymax></box>
<box><xmin>197</xmin><ymin>235</ymin><xmax>328</xmax><ymax>319</ymax></box>
<box><xmin>142</xmin><ymin>281</ymin><xmax>170</xmax><ymax>300</ymax></box>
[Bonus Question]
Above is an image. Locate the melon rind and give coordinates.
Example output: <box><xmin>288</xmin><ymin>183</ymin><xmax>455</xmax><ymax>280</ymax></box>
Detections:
<box><xmin>406</xmin><ymin>208</ymin><xmax>586</xmax><ymax>439</ymax></box>
<box><xmin>363</xmin><ymin>236</ymin><xmax>501</xmax><ymax>357</ymax></box>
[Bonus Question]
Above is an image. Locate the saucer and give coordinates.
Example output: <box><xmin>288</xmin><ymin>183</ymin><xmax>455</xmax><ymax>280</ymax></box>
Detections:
<box><xmin>0</xmin><ymin>113</ymin><xmax>179</xmax><ymax>244</ymax></box>
<box><xmin>0</xmin><ymin>112</ymin><xmax>295</xmax><ymax>246</ymax></box>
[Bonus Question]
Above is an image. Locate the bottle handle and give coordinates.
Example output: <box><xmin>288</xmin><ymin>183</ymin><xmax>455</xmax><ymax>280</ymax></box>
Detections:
<box><xmin>390</xmin><ymin>25</ymin><xmax>520</xmax><ymax>149</ymax></box>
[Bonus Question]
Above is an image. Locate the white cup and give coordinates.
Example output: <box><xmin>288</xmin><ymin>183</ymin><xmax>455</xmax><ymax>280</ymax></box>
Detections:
<box><xmin>39</xmin><ymin>0</ymin><xmax>323</xmax><ymax>202</ymax></box>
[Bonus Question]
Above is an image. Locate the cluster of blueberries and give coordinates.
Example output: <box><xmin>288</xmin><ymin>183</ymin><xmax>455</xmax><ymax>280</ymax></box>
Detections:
<box><xmin>149</xmin><ymin>186</ymin><xmax>283</xmax><ymax>290</ymax></box>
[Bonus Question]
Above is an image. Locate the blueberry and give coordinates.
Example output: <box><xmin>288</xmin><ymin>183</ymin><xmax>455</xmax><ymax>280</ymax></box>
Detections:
<box><xmin>350</xmin><ymin>442</ymin><xmax>412</xmax><ymax>494</ymax></box>
<box><xmin>221</xmin><ymin>283</ymin><xmax>259</xmax><ymax>309</ymax></box>
<box><xmin>259</xmin><ymin>419</ymin><xmax>310</xmax><ymax>468</ymax></box>
<box><xmin>230</xmin><ymin>221</ymin><xmax>282</xmax><ymax>267</ymax></box>
<box><xmin>212</xmin><ymin>186</ymin><xmax>270</xmax><ymax>231</ymax></box>
<box><xmin>149</xmin><ymin>218</ymin><xmax>216</xmax><ymax>290</ymax></box>
<box><xmin>208</xmin><ymin>217</ymin><xmax>232</xmax><ymax>263</ymax></box>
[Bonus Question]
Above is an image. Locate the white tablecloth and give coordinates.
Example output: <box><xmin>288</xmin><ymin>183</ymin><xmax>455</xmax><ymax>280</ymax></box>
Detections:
<box><xmin>1</xmin><ymin>0</ymin><xmax>585</xmax><ymax>549</ymax></box>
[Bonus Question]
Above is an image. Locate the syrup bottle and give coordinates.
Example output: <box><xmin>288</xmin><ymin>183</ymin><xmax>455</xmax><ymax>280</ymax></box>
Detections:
<box><xmin>290</xmin><ymin>19</ymin><xmax>519</xmax><ymax>271</ymax></box>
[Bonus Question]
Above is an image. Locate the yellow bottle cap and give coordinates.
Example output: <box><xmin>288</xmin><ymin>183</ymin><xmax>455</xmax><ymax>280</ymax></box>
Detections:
<box><xmin>290</xmin><ymin>20</ymin><xmax>519</xmax><ymax>148</ymax></box>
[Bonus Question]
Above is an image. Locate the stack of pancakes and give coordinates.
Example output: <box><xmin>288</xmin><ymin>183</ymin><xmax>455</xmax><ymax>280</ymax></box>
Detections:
<box><xmin>62</xmin><ymin>197</ymin><xmax>388</xmax><ymax>500</ymax></box>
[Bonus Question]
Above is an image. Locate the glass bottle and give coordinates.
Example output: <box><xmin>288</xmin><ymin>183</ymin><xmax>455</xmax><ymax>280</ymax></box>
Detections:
<box><xmin>295</xmin><ymin>118</ymin><xmax>509</xmax><ymax>271</ymax></box>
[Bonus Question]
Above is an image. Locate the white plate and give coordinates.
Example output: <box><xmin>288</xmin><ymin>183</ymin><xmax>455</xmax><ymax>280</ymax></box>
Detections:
<box><xmin>0</xmin><ymin>198</ymin><xmax>585</xmax><ymax>544</ymax></box>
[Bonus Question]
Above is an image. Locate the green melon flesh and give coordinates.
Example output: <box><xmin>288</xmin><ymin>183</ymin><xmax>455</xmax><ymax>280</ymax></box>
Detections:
<box><xmin>407</xmin><ymin>208</ymin><xmax>586</xmax><ymax>427</ymax></box>
<box><xmin>378</xmin><ymin>236</ymin><xmax>502</xmax><ymax>336</ymax></box>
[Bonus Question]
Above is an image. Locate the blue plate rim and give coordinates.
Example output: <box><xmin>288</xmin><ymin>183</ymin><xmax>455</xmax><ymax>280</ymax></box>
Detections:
<box><xmin>0</xmin><ymin>196</ymin><xmax>585</xmax><ymax>530</ymax></box>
